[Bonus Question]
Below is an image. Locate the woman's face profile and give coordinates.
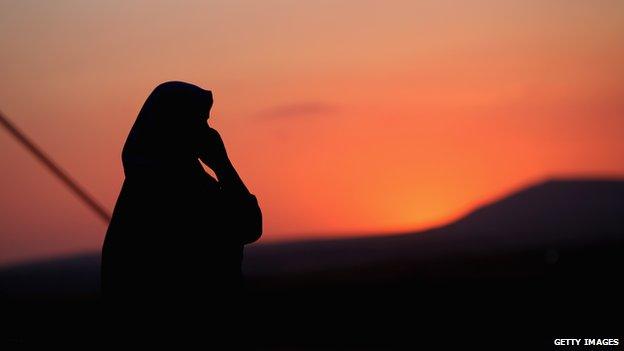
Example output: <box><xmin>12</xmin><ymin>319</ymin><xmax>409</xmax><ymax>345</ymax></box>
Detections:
<box><xmin>203</xmin><ymin>90</ymin><xmax>214</xmax><ymax>122</ymax></box>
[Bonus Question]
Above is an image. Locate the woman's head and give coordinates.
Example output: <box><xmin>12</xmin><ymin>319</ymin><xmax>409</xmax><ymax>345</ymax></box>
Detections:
<box><xmin>122</xmin><ymin>81</ymin><xmax>214</xmax><ymax>175</ymax></box>
<box><xmin>143</xmin><ymin>81</ymin><xmax>213</xmax><ymax>122</ymax></box>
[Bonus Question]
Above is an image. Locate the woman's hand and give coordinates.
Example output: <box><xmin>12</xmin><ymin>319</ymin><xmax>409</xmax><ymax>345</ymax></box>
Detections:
<box><xmin>197</xmin><ymin>123</ymin><xmax>253</xmax><ymax>195</ymax></box>
<box><xmin>197</xmin><ymin>124</ymin><xmax>230</xmax><ymax>172</ymax></box>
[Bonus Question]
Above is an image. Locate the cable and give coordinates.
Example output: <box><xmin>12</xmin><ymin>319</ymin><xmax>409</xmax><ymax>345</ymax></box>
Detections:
<box><xmin>0</xmin><ymin>109</ymin><xmax>111</xmax><ymax>224</ymax></box>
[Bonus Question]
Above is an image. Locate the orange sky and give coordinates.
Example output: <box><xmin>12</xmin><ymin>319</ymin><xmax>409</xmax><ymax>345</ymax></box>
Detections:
<box><xmin>1</xmin><ymin>0</ymin><xmax>623</xmax><ymax>265</ymax></box>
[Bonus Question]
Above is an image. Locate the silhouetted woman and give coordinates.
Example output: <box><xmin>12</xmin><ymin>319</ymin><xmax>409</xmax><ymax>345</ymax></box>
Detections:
<box><xmin>101</xmin><ymin>81</ymin><xmax>262</xmax><ymax>300</ymax></box>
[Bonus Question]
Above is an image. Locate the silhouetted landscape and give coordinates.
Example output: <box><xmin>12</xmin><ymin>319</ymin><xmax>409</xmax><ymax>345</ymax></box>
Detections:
<box><xmin>0</xmin><ymin>180</ymin><xmax>624</xmax><ymax>348</ymax></box>
<box><xmin>2</xmin><ymin>178</ymin><xmax>622</xmax><ymax>295</ymax></box>
<box><xmin>2</xmin><ymin>178</ymin><xmax>622</xmax><ymax>347</ymax></box>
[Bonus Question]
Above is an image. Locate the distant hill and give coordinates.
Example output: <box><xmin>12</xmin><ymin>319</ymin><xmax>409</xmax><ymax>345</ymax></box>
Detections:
<box><xmin>243</xmin><ymin>178</ymin><xmax>624</xmax><ymax>276</ymax></box>
<box><xmin>449</xmin><ymin>179</ymin><xmax>624</xmax><ymax>246</ymax></box>
<box><xmin>1</xmin><ymin>178</ymin><xmax>623</xmax><ymax>297</ymax></box>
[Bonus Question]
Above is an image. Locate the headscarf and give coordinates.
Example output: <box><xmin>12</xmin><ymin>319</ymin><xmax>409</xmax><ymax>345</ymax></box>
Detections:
<box><xmin>121</xmin><ymin>81</ymin><xmax>213</xmax><ymax>176</ymax></box>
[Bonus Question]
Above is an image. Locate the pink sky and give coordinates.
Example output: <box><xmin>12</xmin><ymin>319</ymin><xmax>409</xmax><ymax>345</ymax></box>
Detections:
<box><xmin>1</xmin><ymin>0</ymin><xmax>623</xmax><ymax>265</ymax></box>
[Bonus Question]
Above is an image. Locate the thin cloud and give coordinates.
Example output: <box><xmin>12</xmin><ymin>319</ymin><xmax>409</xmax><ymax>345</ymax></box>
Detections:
<box><xmin>257</xmin><ymin>102</ymin><xmax>339</xmax><ymax>119</ymax></box>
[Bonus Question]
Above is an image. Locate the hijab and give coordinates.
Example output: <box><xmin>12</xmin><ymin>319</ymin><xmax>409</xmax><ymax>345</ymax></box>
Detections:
<box><xmin>121</xmin><ymin>81</ymin><xmax>213</xmax><ymax>177</ymax></box>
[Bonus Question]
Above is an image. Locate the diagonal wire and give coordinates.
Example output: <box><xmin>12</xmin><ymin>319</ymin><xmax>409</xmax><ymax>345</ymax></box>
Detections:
<box><xmin>0</xmin><ymin>109</ymin><xmax>111</xmax><ymax>224</ymax></box>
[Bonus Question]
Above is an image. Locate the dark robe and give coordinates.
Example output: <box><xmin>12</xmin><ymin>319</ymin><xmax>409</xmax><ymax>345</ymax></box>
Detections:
<box><xmin>101</xmin><ymin>81</ymin><xmax>262</xmax><ymax>301</ymax></box>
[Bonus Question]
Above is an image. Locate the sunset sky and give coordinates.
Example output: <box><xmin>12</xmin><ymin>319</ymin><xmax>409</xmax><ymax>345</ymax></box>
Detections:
<box><xmin>1</xmin><ymin>0</ymin><xmax>623</xmax><ymax>265</ymax></box>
